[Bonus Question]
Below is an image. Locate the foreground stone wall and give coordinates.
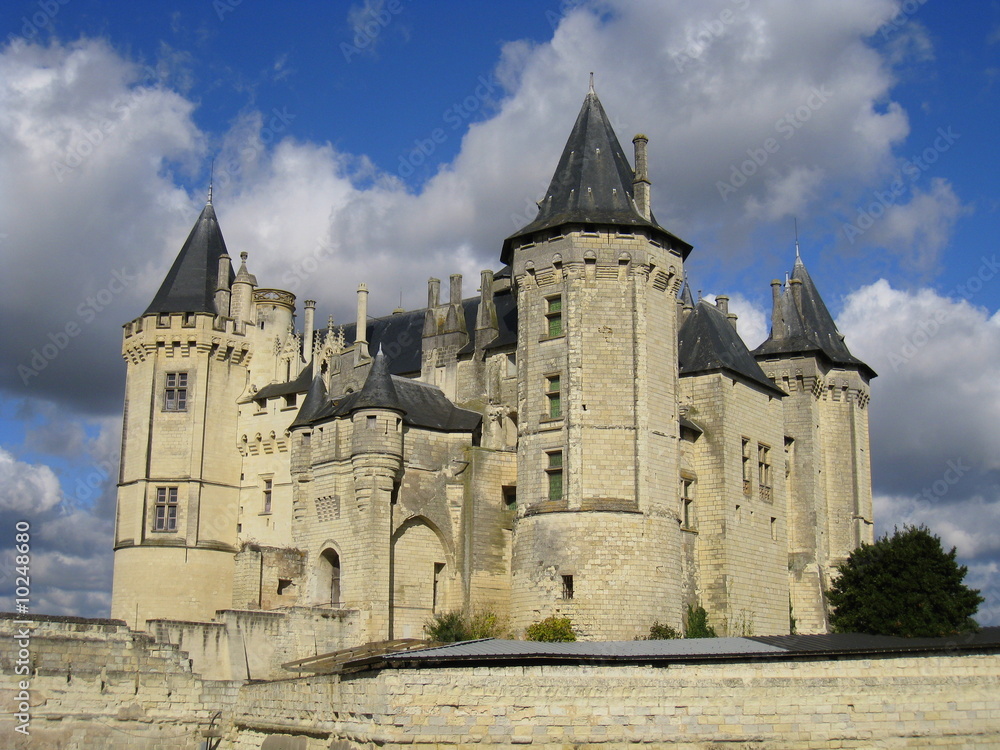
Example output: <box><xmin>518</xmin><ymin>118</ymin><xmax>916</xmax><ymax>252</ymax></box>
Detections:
<box><xmin>5</xmin><ymin>613</ymin><xmax>998</xmax><ymax>749</ymax></box>
<box><xmin>0</xmin><ymin>614</ymin><xmax>241</xmax><ymax>749</ymax></box>
<box><xmin>149</xmin><ymin>607</ymin><xmax>358</xmax><ymax>681</ymax></box>
<box><xmin>232</xmin><ymin>651</ymin><xmax>1000</xmax><ymax>749</ymax></box>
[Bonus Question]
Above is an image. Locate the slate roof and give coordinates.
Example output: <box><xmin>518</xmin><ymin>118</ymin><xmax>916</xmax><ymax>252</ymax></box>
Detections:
<box><xmin>145</xmin><ymin>202</ymin><xmax>234</xmax><ymax>315</ymax></box>
<box><xmin>351</xmin><ymin>349</ymin><xmax>404</xmax><ymax>414</ymax></box>
<box><xmin>289</xmin><ymin>372</ymin><xmax>328</xmax><ymax>429</ymax></box>
<box><xmin>678</xmin><ymin>300</ymin><xmax>786</xmax><ymax>397</ymax></box>
<box><xmin>298</xmin><ymin>374</ymin><xmax>480</xmax><ymax>433</ymax></box>
<box><xmin>501</xmin><ymin>89</ymin><xmax>692</xmax><ymax>264</ymax></box>
<box><xmin>753</xmin><ymin>256</ymin><xmax>875</xmax><ymax>379</ymax></box>
<box><xmin>254</xmin><ymin>363</ymin><xmax>313</xmax><ymax>400</ymax></box>
<box><xmin>330</xmin><ymin>286</ymin><xmax>517</xmax><ymax>374</ymax></box>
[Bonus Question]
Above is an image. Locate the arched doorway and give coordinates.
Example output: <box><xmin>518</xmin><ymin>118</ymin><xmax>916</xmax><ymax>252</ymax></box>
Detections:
<box><xmin>316</xmin><ymin>548</ymin><xmax>341</xmax><ymax>607</ymax></box>
<box><xmin>390</xmin><ymin>517</ymin><xmax>449</xmax><ymax>638</ymax></box>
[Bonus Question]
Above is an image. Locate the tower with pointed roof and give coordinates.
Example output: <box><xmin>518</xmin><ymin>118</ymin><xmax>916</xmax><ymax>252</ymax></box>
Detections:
<box><xmin>504</xmin><ymin>84</ymin><xmax>693</xmax><ymax>638</ymax></box>
<box><xmin>112</xmin><ymin>195</ymin><xmax>304</xmax><ymax>628</ymax></box>
<box><xmin>753</xmin><ymin>253</ymin><xmax>876</xmax><ymax>633</ymax></box>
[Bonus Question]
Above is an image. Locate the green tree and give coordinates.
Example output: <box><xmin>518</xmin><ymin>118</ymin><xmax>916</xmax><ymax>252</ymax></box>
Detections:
<box><xmin>525</xmin><ymin>616</ymin><xmax>576</xmax><ymax>642</ymax></box>
<box><xmin>827</xmin><ymin>525</ymin><xmax>983</xmax><ymax>637</ymax></box>
<box><xmin>684</xmin><ymin>604</ymin><xmax>717</xmax><ymax>638</ymax></box>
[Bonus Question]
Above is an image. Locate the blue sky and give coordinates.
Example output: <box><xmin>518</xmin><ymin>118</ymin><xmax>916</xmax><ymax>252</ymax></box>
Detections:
<box><xmin>1</xmin><ymin>0</ymin><xmax>998</xmax><ymax>625</ymax></box>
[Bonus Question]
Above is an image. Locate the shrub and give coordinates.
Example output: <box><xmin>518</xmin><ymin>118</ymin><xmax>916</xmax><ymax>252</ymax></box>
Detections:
<box><xmin>645</xmin><ymin>621</ymin><xmax>681</xmax><ymax>640</ymax></box>
<box><xmin>524</xmin><ymin>616</ymin><xmax>576</xmax><ymax>642</ymax></box>
<box><xmin>684</xmin><ymin>604</ymin><xmax>717</xmax><ymax>638</ymax></box>
<box><xmin>424</xmin><ymin>607</ymin><xmax>510</xmax><ymax>642</ymax></box>
<box><xmin>425</xmin><ymin>610</ymin><xmax>469</xmax><ymax>642</ymax></box>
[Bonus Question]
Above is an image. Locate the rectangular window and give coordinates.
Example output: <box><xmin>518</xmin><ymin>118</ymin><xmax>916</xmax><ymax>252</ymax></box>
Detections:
<box><xmin>153</xmin><ymin>487</ymin><xmax>178</xmax><ymax>531</ymax></box>
<box><xmin>367</xmin><ymin>415</ymin><xmax>377</xmax><ymax>429</ymax></box>
<box><xmin>545</xmin><ymin>295</ymin><xmax>563</xmax><ymax>337</ymax></box>
<box><xmin>546</xmin><ymin>450</ymin><xmax>563</xmax><ymax>500</ymax></box>
<box><xmin>680</xmin><ymin>478</ymin><xmax>694</xmax><ymax>529</ymax></box>
<box><xmin>545</xmin><ymin>374</ymin><xmax>562</xmax><ymax>419</ymax></box>
<box><xmin>502</xmin><ymin>485</ymin><xmax>517</xmax><ymax>510</ymax></box>
<box><xmin>432</xmin><ymin>562</ymin><xmax>445</xmax><ymax>613</ymax></box>
<box><xmin>741</xmin><ymin>438</ymin><xmax>751</xmax><ymax>494</ymax></box>
<box><xmin>262</xmin><ymin>478</ymin><xmax>272</xmax><ymax>514</ymax></box>
<box><xmin>771</xmin><ymin>517</ymin><xmax>778</xmax><ymax>541</ymax></box>
<box><xmin>164</xmin><ymin>372</ymin><xmax>188</xmax><ymax>411</ymax></box>
<box><xmin>561</xmin><ymin>574</ymin><xmax>574</xmax><ymax>600</ymax></box>
<box><xmin>758</xmin><ymin>443</ymin><xmax>772</xmax><ymax>489</ymax></box>
<box><xmin>283</xmin><ymin>394</ymin><xmax>297</xmax><ymax>409</ymax></box>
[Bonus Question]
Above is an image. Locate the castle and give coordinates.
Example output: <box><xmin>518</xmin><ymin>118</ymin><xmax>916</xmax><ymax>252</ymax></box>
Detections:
<box><xmin>110</xmin><ymin>85</ymin><xmax>875</xmax><ymax>644</ymax></box>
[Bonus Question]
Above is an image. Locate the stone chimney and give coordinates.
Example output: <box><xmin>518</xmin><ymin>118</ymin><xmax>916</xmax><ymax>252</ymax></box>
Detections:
<box><xmin>355</xmin><ymin>283</ymin><xmax>369</xmax><ymax>364</ymax></box>
<box><xmin>303</xmin><ymin>300</ymin><xmax>316</xmax><ymax>364</ymax></box>
<box><xmin>632</xmin><ymin>134</ymin><xmax>651</xmax><ymax>220</ymax></box>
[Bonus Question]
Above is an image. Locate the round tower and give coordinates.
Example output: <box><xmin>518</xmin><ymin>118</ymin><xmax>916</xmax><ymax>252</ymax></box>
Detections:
<box><xmin>504</xmin><ymin>88</ymin><xmax>693</xmax><ymax>639</ymax></box>
<box><xmin>112</xmin><ymin>199</ymin><xmax>248</xmax><ymax>630</ymax></box>
<box><xmin>349</xmin><ymin>349</ymin><xmax>405</xmax><ymax>639</ymax></box>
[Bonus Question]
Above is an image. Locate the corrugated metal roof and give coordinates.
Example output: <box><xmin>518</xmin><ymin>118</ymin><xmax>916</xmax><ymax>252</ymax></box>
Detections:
<box><xmin>378</xmin><ymin>628</ymin><xmax>1000</xmax><ymax>669</ymax></box>
<box><xmin>385</xmin><ymin>637</ymin><xmax>786</xmax><ymax>663</ymax></box>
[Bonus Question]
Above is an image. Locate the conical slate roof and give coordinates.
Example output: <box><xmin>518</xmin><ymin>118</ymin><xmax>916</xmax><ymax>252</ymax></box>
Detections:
<box><xmin>679</xmin><ymin>301</ymin><xmax>786</xmax><ymax>397</ymax></box>
<box><xmin>351</xmin><ymin>349</ymin><xmax>405</xmax><ymax>414</ymax></box>
<box><xmin>290</xmin><ymin>371</ymin><xmax>328</xmax><ymax>429</ymax></box>
<box><xmin>144</xmin><ymin>202</ymin><xmax>234</xmax><ymax>315</ymax></box>
<box><xmin>680</xmin><ymin>281</ymin><xmax>695</xmax><ymax>308</ymax></box>
<box><xmin>753</xmin><ymin>256</ymin><xmax>875</xmax><ymax>379</ymax></box>
<box><xmin>501</xmin><ymin>89</ymin><xmax>691</xmax><ymax>263</ymax></box>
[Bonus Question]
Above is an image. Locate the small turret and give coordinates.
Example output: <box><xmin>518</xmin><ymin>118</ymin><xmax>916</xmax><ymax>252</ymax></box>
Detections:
<box><xmin>351</xmin><ymin>348</ymin><xmax>405</xmax><ymax>461</ymax></box>
<box><xmin>231</xmin><ymin>252</ymin><xmax>257</xmax><ymax>328</ymax></box>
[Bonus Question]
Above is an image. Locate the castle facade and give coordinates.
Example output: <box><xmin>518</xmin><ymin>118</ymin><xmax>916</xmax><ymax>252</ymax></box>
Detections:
<box><xmin>110</xmin><ymin>87</ymin><xmax>874</xmax><ymax>642</ymax></box>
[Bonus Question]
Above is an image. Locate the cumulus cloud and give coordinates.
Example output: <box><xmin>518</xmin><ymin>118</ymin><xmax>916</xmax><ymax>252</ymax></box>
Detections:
<box><xmin>0</xmin><ymin>447</ymin><xmax>62</xmax><ymax>513</ymax></box>
<box><xmin>839</xmin><ymin>280</ymin><xmax>1000</xmax><ymax>486</ymax></box>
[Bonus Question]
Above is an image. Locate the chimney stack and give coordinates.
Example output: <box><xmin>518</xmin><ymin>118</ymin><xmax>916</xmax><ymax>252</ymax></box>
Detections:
<box><xmin>355</xmin><ymin>283</ymin><xmax>369</xmax><ymax>364</ymax></box>
<box><xmin>770</xmin><ymin>279</ymin><xmax>784</xmax><ymax>338</ymax></box>
<box><xmin>303</xmin><ymin>300</ymin><xmax>316</xmax><ymax>363</ymax></box>
<box><xmin>632</xmin><ymin>134</ymin><xmax>650</xmax><ymax>220</ymax></box>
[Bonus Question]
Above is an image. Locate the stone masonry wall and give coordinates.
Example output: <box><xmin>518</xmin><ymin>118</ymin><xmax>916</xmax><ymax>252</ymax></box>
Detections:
<box><xmin>0</xmin><ymin>614</ymin><xmax>241</xmax><ymax>750</ymax></box>
<box><xmin>230</xmin><ymin>650</ymin><xmax>1000</xmax><ymax>749</ymax></box>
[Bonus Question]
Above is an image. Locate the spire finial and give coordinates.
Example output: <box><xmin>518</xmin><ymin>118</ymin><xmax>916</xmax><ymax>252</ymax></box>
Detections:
<box><xmin>589</xmin><ymin>72</ymin><xmax>595</xmax><ymax>94</ymax></box>
<box><xmin>794</xmin><ymin>217</ymin><xmax>800</xmax><ymax>259</ymax></box>
<box><xmin>208</xmin><ymin>158</ymin><xmax>215</xmax><ymax>204</ymax></box>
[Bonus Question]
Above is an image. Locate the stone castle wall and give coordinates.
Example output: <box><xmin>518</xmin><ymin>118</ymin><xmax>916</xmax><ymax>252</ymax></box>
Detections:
<box><xmin>0</xmin><ymin>614</ymin><xmax>240</xmax><ymax>750</ymax></box>
<box><xmin>5</xmin><ymin>614</ymin><xmax>998</xmax><ymax>749</ymax></box>
<box><xmin>231</xmin><ymin>650</ymin><xmax>1000</xmax><ymax>749</ymax></box>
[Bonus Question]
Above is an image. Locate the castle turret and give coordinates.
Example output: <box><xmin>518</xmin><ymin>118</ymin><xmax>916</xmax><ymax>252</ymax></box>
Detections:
<box><xmin>505</xmin><ymin>83</ymin><xmax>693</xmax><ymax>639</ymax></box>
<box><xmin>113</xmin><ymin>199</ymin><xmax>247</xmax><ymax>629</ymax></box>
<box><xmin>350</xmin><ymin>349</ymin><xmax>405</xmax><ymax>639</ymax></box>
<box><xmin>753</xmin><ymin>253</ymin><xmax>876</xmax><ymax>634</ymax></box>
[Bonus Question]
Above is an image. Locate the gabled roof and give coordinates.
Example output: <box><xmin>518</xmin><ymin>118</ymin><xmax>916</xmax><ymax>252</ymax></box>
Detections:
<box><xmin>145</xmin><ymin>202</ymin><xmax>234</xmax><ymax>315</ymax></box>
<box><xmin>501</xmin><ymin>89</ymin><xmax>691</xmax><ymax>263</ymax></box>
<box><xmin>679</xmin><ymin>300</ymin><xmax>786</xmax><ymax>397</ymax></box>
<box><xmin>753</xmin><ymin>255</ymin><xmax>875</xmax><ymax>379</ymax></box>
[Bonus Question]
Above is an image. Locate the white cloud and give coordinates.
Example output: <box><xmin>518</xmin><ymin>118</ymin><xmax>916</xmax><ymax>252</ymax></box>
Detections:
<box><xmin>0</xmin><ymin>447</ymin><xmax>62</xmax><ymax>513</ymax></box>
<box><xmin>838</xmin><ymin>280</ymin><xmax>1000</xmax><ymax>480</ymax></box>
